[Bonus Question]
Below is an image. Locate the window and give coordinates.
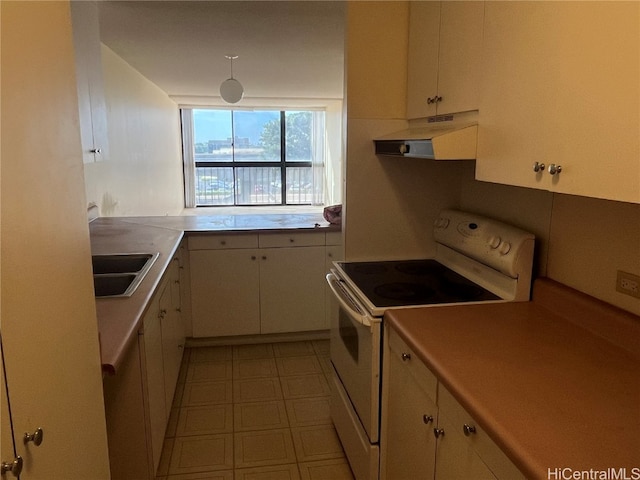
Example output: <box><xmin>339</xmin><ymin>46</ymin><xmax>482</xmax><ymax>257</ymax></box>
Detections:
<box><xmin>181</xmin><ymin>108</ymin><xmax>326</xmax><ymax>207</ymax></box>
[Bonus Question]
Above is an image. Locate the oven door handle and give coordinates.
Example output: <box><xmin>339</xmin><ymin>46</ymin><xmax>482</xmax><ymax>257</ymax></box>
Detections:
<box><xmin>326</xmin><ymin>272</ymin><xmax>374</xmax><ymax>328</ymax></box>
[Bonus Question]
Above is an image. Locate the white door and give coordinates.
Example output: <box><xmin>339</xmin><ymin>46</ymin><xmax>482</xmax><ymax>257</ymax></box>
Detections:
<box><xmin>190</xmin><ymin>249</ymin><xmax>261</xmax><ymax>337</ymax></box>
<box><xmin>260</xmin><ymin>246</ymin><xmax>326</xmax><ymax>333</ymax></box>
<box><xmin>1</xmin><ymin>2</ymin><xmax>111</xmax><ymax>478</ymax></box>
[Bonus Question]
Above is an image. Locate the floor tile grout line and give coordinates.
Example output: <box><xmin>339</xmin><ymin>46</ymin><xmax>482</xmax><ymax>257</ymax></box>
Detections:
<box><xmin>158</xmin><ymin>342</ymin><xmax>343</xmax><ymax>479</ymax></box>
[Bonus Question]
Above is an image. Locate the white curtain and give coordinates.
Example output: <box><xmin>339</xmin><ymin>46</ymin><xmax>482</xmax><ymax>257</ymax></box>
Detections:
<box><xmin>311</xmin><ymin>110</ymin><xmax>326</xmax><ymax>206</ymax></box>
<box><xmin>181</xmin><ymin>108</ymin><xmax>197</xmax><ymax>208</ymax></box>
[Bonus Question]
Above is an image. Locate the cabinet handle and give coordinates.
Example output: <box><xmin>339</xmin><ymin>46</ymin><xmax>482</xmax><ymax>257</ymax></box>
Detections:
<box><xmin>289</xmin><ymin>238</ymin><xmax>295</xmax><ymax>243</ymax></box>
<box><xmin>262</xmin><ymin>256</ymin><xmax>267</xmax><ymax>260</ymax></box>
<box><xmin>1</xmin><ymin>457</ymin><xmax>23</xmax><ymax>477</ymax></box>
<box><xmin>24</xmin><ymin>427</ymin><xmax>44</xmax><ymax>446</ymax></box>
<box><xmin>427</xmin><ymin>96</ymin><xmax>435</xmax><ymax>104</ymax></box>
<box><xmin>433</xmin><ymin>428</ymin><xmax>445</xmax><ymax>439</ymax></box>
<box><xmin>463</xmin><ymin>424</ymin><xmax>477</xmax><ymax>436</ymax></box>
<box><xmin>548</xmin><ymin>164</ymin><xmax>562</xmax><ymax>175</ymax></box>
<box><xmin>90</xmin><ymin>148</ymin><xmax>102</xmax><ymax>154</ymax></box>
<box><xmin>422</xmin><ymin>415</ymin><xmax>433</xmax><ymax>424</ymax></box>
<box><xmin>435</xmin><ymin>95</ymin><xmax>442</xmax><ymax>103</ymax></box>
<box><xmin>220</xmin><ymin>240</ymin><xmax>227</xmax><ymax>245</ymax></box>
<box><xmin>401</xmin><ymin>352</ymin><xmax>411</xmax><ymax>361</ymax></box>
<box><xmin>533</xmin><ymin>162</ymin><xmax>545</xmax><ymax>172</ymax></box>
<box><xmin>251</xmin><ymin>256</ymin><xmax>257</xmax><ymax>260</ymax></box>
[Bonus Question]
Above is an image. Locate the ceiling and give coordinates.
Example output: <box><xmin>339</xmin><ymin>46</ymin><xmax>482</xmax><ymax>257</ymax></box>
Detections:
<box><xmin>98</xmin><ymin>1</ymin><xmax>346</xmax><ymax>105</ymax></box>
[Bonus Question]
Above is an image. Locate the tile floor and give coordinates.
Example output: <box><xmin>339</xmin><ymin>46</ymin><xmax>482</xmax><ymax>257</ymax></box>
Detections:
<box><xmin>155</xmin><ymin>340</ymin><xmax>354</xmax><ymax>480</ymax></box>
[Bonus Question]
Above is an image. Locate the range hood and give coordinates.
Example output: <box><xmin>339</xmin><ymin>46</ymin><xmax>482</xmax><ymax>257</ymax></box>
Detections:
<box><xmin>374</xmin><ymin>123</ymin><xmax>477</xmax><ymax>160</ymax></box>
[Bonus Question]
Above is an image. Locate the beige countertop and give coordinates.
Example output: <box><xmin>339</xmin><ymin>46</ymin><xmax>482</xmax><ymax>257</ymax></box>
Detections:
<box><xmin>106</xmin><ymin>212</ymin><xmax>336</xmax><ymax>232</ymax></box>
<box><xmin>385</xmin><ymin>278</ymin><xmax>640</xmax><ymax>479</ymax></box>
<box><xmin>91</xmin><ymin>214</ymin><xmax>338</xmax><ymax>374</ymax></box>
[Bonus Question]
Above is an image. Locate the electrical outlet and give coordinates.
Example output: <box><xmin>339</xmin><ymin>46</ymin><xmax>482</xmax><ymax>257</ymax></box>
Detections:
<box><xmin>616</xmin><ymin>270</ymin><xmax>640</xmax><ymax>299</ymax></box>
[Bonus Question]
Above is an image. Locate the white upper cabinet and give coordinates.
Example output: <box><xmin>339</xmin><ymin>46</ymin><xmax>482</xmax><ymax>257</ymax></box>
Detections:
<box><xmin>70</xmin><ymin>1</ymin><xmax>109</xmax><ymax>163</ymax></box>
<box><xmin>407</xmin><ymin>1</ymin><xmax>484</xmax><ymax>119</ymax></box>
<box><xmin>476</xmin><ymin>1</ymin><xmax>640</xmax><ymax>204</ymax></box>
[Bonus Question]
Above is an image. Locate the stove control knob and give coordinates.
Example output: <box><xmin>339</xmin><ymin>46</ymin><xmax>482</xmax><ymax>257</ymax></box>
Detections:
<box><xmin>499</xmin><ymin>242</ymin><xmax>512</xmax><ymax>255</ymax></box>
<box><xmin>488</xmin><ymin>236</ymin><xmax>501</xmax><ymax>249</ymax></box>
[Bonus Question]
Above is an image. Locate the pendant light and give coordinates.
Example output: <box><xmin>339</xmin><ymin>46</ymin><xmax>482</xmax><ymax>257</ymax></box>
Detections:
<box><xmin>220</xmin><ymin>54</ymin><xmax>244</xmax><ymax>104</ymax></box>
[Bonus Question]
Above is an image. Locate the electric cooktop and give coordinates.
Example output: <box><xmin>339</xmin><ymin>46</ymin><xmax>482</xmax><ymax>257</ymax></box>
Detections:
<box><xmin>337</xmin><ymin>259</ymin><xmax>500</xmax><ymax>308</ymax></box>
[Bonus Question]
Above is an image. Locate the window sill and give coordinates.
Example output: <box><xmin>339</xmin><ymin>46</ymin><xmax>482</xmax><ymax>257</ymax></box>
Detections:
<box><xmin>181</xmin><ymin>205</ymin><xmax>325</xmax><ymax>216</ymax></box>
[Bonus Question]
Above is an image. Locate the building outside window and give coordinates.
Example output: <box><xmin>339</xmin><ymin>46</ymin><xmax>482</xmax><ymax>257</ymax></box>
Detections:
<box><xmin>181</xmin><ymin>108</ymin><xmax>327</xmax><ymax>207</ymax></box>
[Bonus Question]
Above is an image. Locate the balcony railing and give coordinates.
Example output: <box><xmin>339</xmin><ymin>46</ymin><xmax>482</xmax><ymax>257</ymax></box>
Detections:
<box><xmin>195</xmin><ymin>166</ymin><xmax>315</xmax><ymax>206</ymax></box>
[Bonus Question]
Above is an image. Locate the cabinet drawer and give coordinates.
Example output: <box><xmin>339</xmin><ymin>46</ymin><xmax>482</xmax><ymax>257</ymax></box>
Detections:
<box><xmin>438</xmin><ymin>386</ymin><xmax>525</xmax><ymax>480</ymax></box>
<box><xmin>188</xmin><ymin>234</ymin><xmax>258</xmax><ymax>250</ymax></box>
<box><xmin>388</xmin><ymin>328</ymin><xmax>438</xmax><ymax>404</ymax></box>
<box><xmin>259</xmin><ymin>231</ymin><xmax>325</xmax><ymax>248</ymax></box>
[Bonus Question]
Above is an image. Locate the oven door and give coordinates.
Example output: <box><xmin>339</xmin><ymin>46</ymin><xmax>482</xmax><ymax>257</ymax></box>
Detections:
<box><xmin>326</xmin><ymin>271</ymin><xmax>382</xmax><ymax>443</ymax></box>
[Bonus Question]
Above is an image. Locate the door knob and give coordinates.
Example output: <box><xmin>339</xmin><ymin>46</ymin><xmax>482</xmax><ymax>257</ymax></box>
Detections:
<box><xmin>463</xmin><ymin>424</ymin><xmax>477</xmax><ymax>436</ymax></box>
<box><xmin>548</xmin><ymin>164</ymin><xmax>562</xmax><ymax>175</ymax></box>
<box><xmin>24</xmin><ymin>427</ymin><xmax>44</xmax><ymax>446</ymax></box>
<box><xmin>1</xmin><ymin>456</ymin><xmax>23</xmax><ymax>477</ymax></box>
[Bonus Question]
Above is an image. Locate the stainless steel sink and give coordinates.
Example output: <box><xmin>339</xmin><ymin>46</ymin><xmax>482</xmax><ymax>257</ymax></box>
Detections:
<box><xmin>92</xmin><ymin>253</ymin><xmax>159</xmax><ymax>298</ymax></box>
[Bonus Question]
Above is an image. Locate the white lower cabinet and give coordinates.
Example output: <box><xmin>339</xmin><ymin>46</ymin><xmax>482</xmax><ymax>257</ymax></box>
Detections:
<box><xmin>190</xmin><ymin>248</ymin><xmax>261</xmax><ymax>337</ymax></box>
<box><xmin>141</xmin><ymin>294</ymin><xmax>166</xmax><ymax>475</ymax></box>
<box><xmin>260</xmin><ymin>245</ymin><xmax>326</xmax><ymax>333</ymax></box>
<box><xmin>381</xmin><ymin>326</ymin><xmax>524</xmax><ymax>480</ymax></box>
<box><xmin>381</xmin><ymin>329</ymin><xmax>438</xmax><ymax>479</ymax></box>
<box><xmin>189</xmin><ymin>231</ymin><xmax>336</xmax><ymax>337</ymax></box>
<box><xmin>159</xmin><ymin>258</ymin><xmax>186</xmax><ymax>413</ymax></box>
<box><xmin>104</xmin><ymin>259</ymin><xmax>185</xmax><ymax>479</ymax></box>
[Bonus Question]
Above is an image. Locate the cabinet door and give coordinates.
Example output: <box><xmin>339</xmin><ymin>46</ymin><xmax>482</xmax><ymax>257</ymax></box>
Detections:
<box><xmin>407</xmin><ymin>1</ymin><xmax>441</xmax><ymax>119</ymax></box>
<box><xmin>1</xmin><ymin>337</ymin><xmax>18</xmax><ymax>478</ymax></box>
<box><xmin>407</xmin><ymin>1</ymin><xmax>484</xmax><ymax>118</ymax></box>
<box><xmin>436</xmin><ymin>1</ymin><xmax>484</xmax><ymax>115</ymax></box>
<box><xmin>2</xmin><ymin>2</ymin><xmax>110</xmax><ymax>477</ymax></box>
<box><xmin>477</xmin><ymin>2</ymin><xmax>640</xmax><ymax>203</ymax></box>
<box><xmin>434</xmin><ymin>411</ymin><xmax>497</xmax><ymax>480</ymax></box>
<box><xmin>437</xmin><ymin>386</ymin><xmax>526</xmax><ymax>480</ymax></box>
<box><xmin>260</xmin><ymin>246</ymin><xmax>326</xmax><ymax>334</ymax></box>
<box><xmin>159</xmin><ymin>279</ymin><xmax>184</xmax><ymax>414</ymax></box>
<box><xmin>190</xmin><ymin>249</ymin><xmax>261</xmax><ymax>337</ymax></box>
<box><xmin>140</xmin><ymin>300</ymin><xmax>166</xmax><ymax>475</ymax></box>
<box><xmin>70</xmin><ymin>1</ymin><xmax>108</xmax><ymax>163</ymax></box>
<box><xmin>380</xmin><ymin>342</ymin><xmax>438</xmax><ymax>480</ymax></box>
<box><xmin>103</xmin><ymin>336</ymin><xmax>152</xmax><ymax>480</ymax></box>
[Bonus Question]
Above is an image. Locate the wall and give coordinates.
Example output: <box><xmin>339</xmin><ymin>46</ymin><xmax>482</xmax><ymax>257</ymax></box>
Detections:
<box><xmin>1</xmin><ymin>1</ymin><xmax>111</xmax><ymax>476</ymax></box>
<box><xmin>460</xmin><ymin>175</ymin><xmax>640</xmax><ymax>316</ymax></box>
<box><xmin>84</xmin><ymin>45</ymin><xmax>184</xmax><ymax>216</ymax></box>
<box><xmin>459</xmin><ymin>170</ymin><xmax>554</xmax><ymax>278</ymax></box>
<box><xmin>344</xmin><ymin>1</ymin><xmax>469</xmax><ymax>261</ymax></box>
<box><xmin>547</xmin><ymin>195</ymin><xmax>640</xmax><ymax>316</ymax></box>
